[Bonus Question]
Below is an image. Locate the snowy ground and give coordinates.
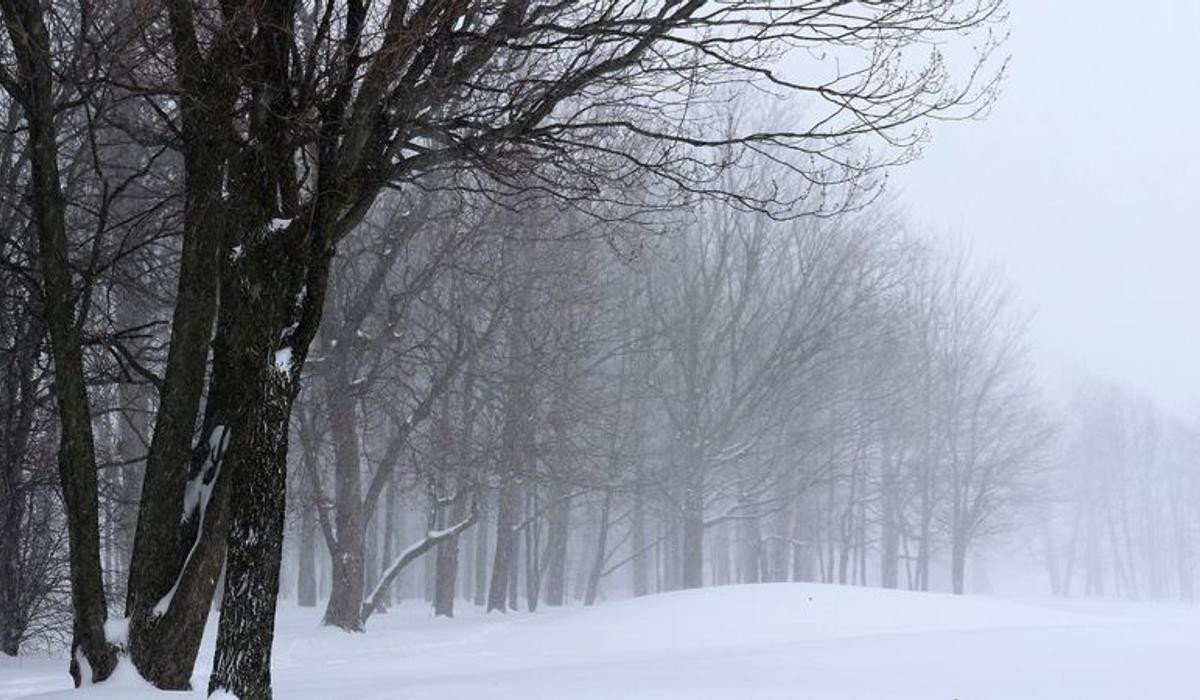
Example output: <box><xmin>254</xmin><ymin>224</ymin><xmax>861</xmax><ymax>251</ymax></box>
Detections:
<box><xmin>2</xmin><ymin>583</ymin><xmax>1197</xmax><ymax>699</ymax></box>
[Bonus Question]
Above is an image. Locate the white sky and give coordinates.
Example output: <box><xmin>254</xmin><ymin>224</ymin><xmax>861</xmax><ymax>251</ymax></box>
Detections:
<box><xmin>894</xmin><ymin>0</ymin><xmax>1200</xmax><ymax>413</ymax></box>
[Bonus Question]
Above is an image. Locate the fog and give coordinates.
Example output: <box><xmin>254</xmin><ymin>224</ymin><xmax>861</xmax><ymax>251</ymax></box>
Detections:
<box><xmin>1</xmin><ymin>2</ymin><xmax>1197</xmax><ymax>699</ymax></box>
<box><xmin>899</xmin><ymin>0</ymin><xmax>1200</xmax><ymax>413</ymax></box>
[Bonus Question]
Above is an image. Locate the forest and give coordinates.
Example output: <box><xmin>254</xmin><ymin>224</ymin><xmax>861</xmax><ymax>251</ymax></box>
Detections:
<box><xmin>1</xmin><ymin>2</ymin><xmax>1198</xmax><ymax>699</ymax></box>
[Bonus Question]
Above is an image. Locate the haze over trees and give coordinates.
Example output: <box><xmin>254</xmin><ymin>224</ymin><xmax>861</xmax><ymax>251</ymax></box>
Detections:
<box><xmin>4</xmin><ymin>2</ymin><xmax>1189</xmax><ymax>700</ymax></box>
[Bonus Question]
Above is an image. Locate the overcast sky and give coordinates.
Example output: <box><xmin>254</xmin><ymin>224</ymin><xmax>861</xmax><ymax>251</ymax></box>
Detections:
<box><xmin>893</xmin><ymin>0</ymin><xmax>1200</xmax><ymax>413</ymax></box>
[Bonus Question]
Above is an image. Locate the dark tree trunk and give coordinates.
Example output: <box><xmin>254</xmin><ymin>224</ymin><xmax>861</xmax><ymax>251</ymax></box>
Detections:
<box><xmin>321</xmin><ymin>351</ymin><xmax>366</xmax><ymax>631</ymax></box>
<box><xmin>433</xmin><ymin>489</ymin><xmax>466</xmax><ymax>617</ymax></box>
<box><xmin>506</xmin><ymin>512</ymin><xmax>521</xmax><ymax>612</ymax></box>
<box><xmin>951</xmin><ymin>534</ymin><xmax>968</xmax><ymax>595</ymax></box>
<box><xmin>487</xmin><ymin>482</ymin><xmax>517</xmax><ymax>612</ymax></box>
<box><xmin>680</xmin><ymin>479</ymin><xmax>705</xmax><ymax>590</ymax></box>
<box><xmin>380</xmin><ymin>471</ymin><xmax>399</xmax><ymax>610</ymax></box>
<box><xmin>0</xmin><ymin>477</ymin><xmax>23</xmax><ymax>656</ymax></box>
<box><xmin>432</xmin><ymin>534</ymin><xmax>461</xmax><ymax>615</ymax></box>
<box><xmin>0</xmin><ymin>314</ymin><xmax>39</xmax><ymax>656</ymax></box>
<box><xmin>523</xmin><ymin>489</ymin><xmax>542</xmax><ymax>612</ymax></box>
<box><xmin>124</xmin><ymin>76</ymin><xmax>228</xmax><ymax>688</ymax></box>
<box><xmin>113</xmin><ymin>382</ymin><xmax>149</xmax><ymax>601</ymax></box>
<box><xmin>122</xmin><ymin>32</ymin><xmax>232</xmax><ymax>688</ymax></box>
<box><xmin>366</xmin><ymin>512</ymin><xmax>380</xmax><ymax>607</ymax></box>
<box><xmin>631</xmin><ymin>483</ymin><xmax>649</xmax><ymax>597</ymax></box>
<box><xmin>583</xmin><ymin>490</ymin><xmax>613</xmax><ymax>606</ymax></box>
<box><xmin>880</xmin><ymin>513</ymin><xmax>901</xmax><ymax>590</ymax></box>
<box><xmin>297</xmin><ymin>502</ymin><xmax>317</xmax><ymax>607</ymax></box>
<box><xmin>713</xmin><ymin>523</ymin><xmax>731</xmax><ymax>586</ymax></box>
<box><xmin>542</xmin><ymin>488</ymin><xmax>570</xmax><ymax>607</ymax></box>
<box><xmin>736</xmin><ymin>514</ymin><xmax>761</xmax><ymax>584</ymax></box>
<box><xmin>209</xmin><ymin>375</ymin><xmax>295</xmax><ymax>699</ymax></box>
<box><xmin>433</xmin><ymin>535</ymin><xmax>460</xmax><ymax>617</ymax></box>
<box><xmin>0</xmin><ymin>0</ymin><xmax>116</xmax><ymax>680</ymax></box>
<box><xmin>473</xmin><ymin>507</ymin><xmax>489</xmax><ymax>606</ymax></box>
<box><xmin>208</xmin><ymin>225</ymin><xmax>329</xmax><ymax>698</ymax></box>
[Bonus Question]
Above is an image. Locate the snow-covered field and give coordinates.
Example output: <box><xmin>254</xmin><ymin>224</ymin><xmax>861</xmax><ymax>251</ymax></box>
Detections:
<box><xmin>2</xmin><ymin>583</ymin><xmax>1196</xmax><ymax>699</ymax></box>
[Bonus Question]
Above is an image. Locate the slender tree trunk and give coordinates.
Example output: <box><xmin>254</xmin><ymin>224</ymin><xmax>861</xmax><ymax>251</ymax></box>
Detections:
<box><xmin>736</xmin><ymin>513</ymin><xmax>761</xmax><ymax>584</ymax></box>
<box><xmin>951</xmin><ymin>533</ymin><xmax>968</xmax><ymax>595</ymax></box>
<box><xmin>584</xmin><ymin>490</ymin><xmax>613</xmax><ymax>606</ymax></box>
<box><xmin>380</xmin><ymin>471</ymin><xmax>398</xmax><ymax>611</ymax></box>
<box><xmin>461</xmin><ymin>528</ymin><xmax>476</xmax><ymax>601</ymax></box>
<box><xmin>321</xmin><ymin>352</ymin><xmax>366</xmax><ymax>631</ymax></box>
<box><xmin>0</xmin><ymin>479</ymin><xmax>23</xmax><ymax>656</ymax></box>
<box><xmin>680</xmin><ymin>475</ymin><xmax>705</xmax><ymax>590</ymax></box>
<box><xmin>542</xmin><ymin>487</ymin><xmax>570</xmax><ymax>607</ymax></box>
<box><xmin>433</xmin><ymin>492</ymin><xmax>465</xmax><ymax>617</ymax></box>
<box><xmin>0</xmin><ymin>2</ymin><xmax>115</xmax><ymax>680</ymax></box>
<box><xmin>473</xmin><ymin>506</ymin><xmax>489</xmax><ymax>607</ymax></box>
<box><xmin>879</xmin><ymin>459</ymin><xmax>901</xmax><ymax>589</ymax></box>
<box><xmin>124</xmin><ymin>84</ymin><xmax>229</xmax><ymax>691</ymax></box>
<box><xmin>506</xmin><ymin>513</ymin><xmax>521</xmax><ymax>611</ymax></box>
<box><xmin>0</xmin><ymin>317</ymin><xmax>38</xmax><ymax>656</ymax></box>
<box><xmin>297</xmin><ymin>501</ymin><xmax>317</xmax><ymax>607</ymax></box>
<box><xmin>631</xmin><ymin>479</ymin><xmax>649</xmax><ymax>597</ymax></box>
<box><xmin>713</xmin><ymin>522</ymin><xmax>731</xmax><ymax>586</ymax></box>
<box><xmin>487</xmin><ymin>482</ymin><xmax>517</xmax><ymax>612</ymax></box>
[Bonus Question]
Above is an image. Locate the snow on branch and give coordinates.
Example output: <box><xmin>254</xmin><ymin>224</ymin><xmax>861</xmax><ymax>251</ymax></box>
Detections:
<box><xmin>359</xmin><ymin>501</ymin><xmax>479</xmax><ymax>624</ymax></box>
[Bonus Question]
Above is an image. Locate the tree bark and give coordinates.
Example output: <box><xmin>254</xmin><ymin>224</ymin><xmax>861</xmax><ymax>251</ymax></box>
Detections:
<box><xmin>542</xmin><ymin>487</ymin><xmax>571</xmax><ymax>607</ymax></box>
<box><xmin>473</xmin><ymin>506</ymin><xmax>489</xmax><ymax>607</ymax></box>
<box><xmin>321</xmin><ymin>349</ymin><xmax>366</xmax><ymax>631</ymax></box>
<box><xmin>0</xmin><ymin>0</ymin><xmax>116</xmax><ymax>681</ymax></box>
<box><xmin>951</xmin><ymin>535</ymin><xmax>968</xmax><ymax>595</ymax></box>
<box><xmin>487</xmin><ymin>481</ymin><xmax>517</xmax><ymax>612</ymax></box>
<box><xmin>584</xmin><ymin>490</ymin><xmax>613</xmax><ymax>606</ymax></box>
<box><xmin>631</xmin><ymin>477</ymin><xmax>650</xmax><ymax>597</ymax></box>
<box><xmin>208</xmin><ymin>226</ymin><xmax>329</xmax><ymax>698</ymax></box>
<box><xmin>680</xmin><ymin>478</ymin><xmax>705</xmax><ymax>590</ymax></box>
<box><xmin>433</xmin><ymin>486</ymin><xmax>466</xmax><ymax>617</ymax></box>
<box><xmin>297</xmin><ymin>501</ymin><xmax>317</xmax><ymax>607</ymax></box>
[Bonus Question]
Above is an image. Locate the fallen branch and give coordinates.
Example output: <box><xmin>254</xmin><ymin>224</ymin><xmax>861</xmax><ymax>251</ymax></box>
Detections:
<box><xmin>359</xmin><ymin>501</ymin><xmax>479</xmax><ymax>625</ymax></box>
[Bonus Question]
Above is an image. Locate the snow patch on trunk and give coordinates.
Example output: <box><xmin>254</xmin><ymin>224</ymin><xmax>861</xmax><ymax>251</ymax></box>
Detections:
<box><xmin>103</xmin><ymin>618</ymin><xmax>129</xmax><ymax>649</ymax></box>
<box><xmin>274</xmin><ymin>347</ymin><xmax>293</xmax><ymax>374</ymax></box>
<box><xmin>183</xmin><ymin>425</ymin><xmax>229</xmax><ymax>521</ymax></box>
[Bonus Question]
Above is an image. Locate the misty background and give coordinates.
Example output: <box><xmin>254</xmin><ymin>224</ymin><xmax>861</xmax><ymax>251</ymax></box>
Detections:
<box><xmin>900</xmin><ymin>0</ymin><xmax>1200</xmax><ymax>414</ymax></box>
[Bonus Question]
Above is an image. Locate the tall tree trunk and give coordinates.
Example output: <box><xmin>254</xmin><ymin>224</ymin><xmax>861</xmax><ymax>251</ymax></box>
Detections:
<box><xmin>113</xmin><ymin>382</ymin><xmax>149</xmax><ymax>603</ymax></box>
<box><xmin>473</xmin><ymin>506</ymin><xmax>489</xmax><ymax>607</ymax></box>
<box><xmin>124</xmin><ymin>86</ymin><xmax>228</xmax><ymax>692</ymax></box>
<box><xmin>433</xmin><ymin>491</ymin><xmax>466</xmax><ymax>617</ymax></box>
<box><xmin>487</xmin><ymin>482</ymin><xmax>517</xmax><ymax>612</ymax></box>
<box><xmin>680</xmin><ymin>477</ymin><xmax>705</xmax><ymax>590</ymax></box>
<box><xmin>0</xmin><ymin>314</ymin><xmax>39</xmax><ymax>656</ymax></box>
<box><xmin>524</xmin><ymin>489</ymin><xmax>542</xmax><ymax>612</ymax></box>
<box><xmin>208</xmin><ymin>229</ymin><xmax>328</xmax><ymax>699</ymax></box>
<box><xmin>0</xmin><ymin>473</ymin><xmax>24</xmax><ymax>656</ymax></box>
<box><xmin>542</xmin><ymin>488</ymin><xmax>570</xmax><ymax>607</ymax></box>
<box><xmin>584</xmin><ymin>490</ymin><xmax>613</xmax><ymax>606</ymax></box>
<box><xmin>736</xmin><ymin>513</ymin><xmax>761</xmax><ymax>584</ymax></box>
<box><xmin>506</xmin><ymin>511</ymin><xmax>521</xmax><ymax>612</ymax></box>
<box><xmin>713</xmin><ymin>522</ymin><xmax>731</xmax><ymax>586</ymax></box>
<box><xmin>379</xmin><ymin>471</ymin><xmax>398</xmax><ymax>611</ymax></box>
<box><xmin>0</xmin><ymin>0</ymin><xmax>115</xmax><ymax>680</ymax></box>
<box><xmin>879</xmin><ymin>457</ymin><xmax>901</xmax><ymax>589</ymax></box>
<box><xmin>951</xmin><ymin>533</ymin><xmax>968</xmax><ymax>595</ymax></box>
<box><xmin>321</xmin><ymin>351</ymin><xmax>365</xmax><ymax>631</ymax></box>
<box><xmin>630</xmin><ymin>479</ymin><xmax>649</xmax><ymax>597</ymax></box>
<box><xmin>297</xmin><ymin>501</ymin><xmax>317</xmax><ymax>607</ymax></box>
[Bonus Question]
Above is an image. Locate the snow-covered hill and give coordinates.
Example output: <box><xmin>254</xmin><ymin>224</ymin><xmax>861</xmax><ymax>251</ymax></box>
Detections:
<box><xmin>2</xmin><ymin>583</ymin><xmax>1196</xmax><ymax>699</ymax></box>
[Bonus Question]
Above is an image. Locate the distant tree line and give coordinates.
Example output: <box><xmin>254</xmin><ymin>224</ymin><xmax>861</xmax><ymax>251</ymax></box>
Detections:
<box><xmin>0</xmin><ymin>1</ymin><xmax>1018</xmax><ymax>698</ymax></box>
